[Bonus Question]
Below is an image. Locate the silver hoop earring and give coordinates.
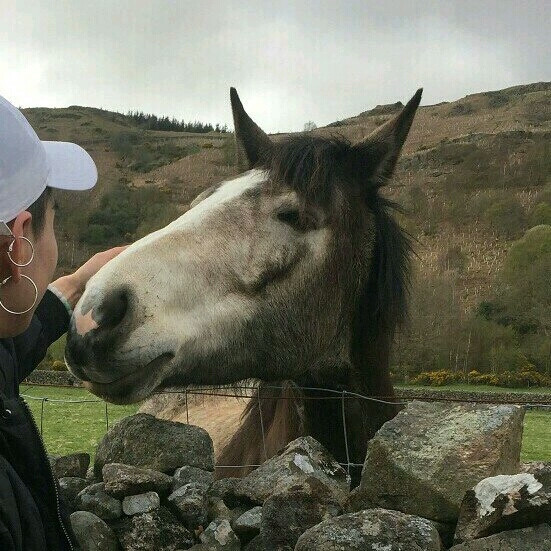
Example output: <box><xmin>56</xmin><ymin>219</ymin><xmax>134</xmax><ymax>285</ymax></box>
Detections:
<box><xmin>8</xmin><ymin>237</ymin><xmax>35</xmax><ymax>267</ymax></box>
<box><xmin>0</xmin><ymin>275</ymin><xmax>38</xmax><ymax>315</ymax></box>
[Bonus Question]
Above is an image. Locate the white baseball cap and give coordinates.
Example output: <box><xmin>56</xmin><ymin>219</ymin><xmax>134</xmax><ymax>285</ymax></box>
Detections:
<box><xmin>0</xmin><ymin>94</ymin><xmax>97</xmax><ymax>226</ymax></box>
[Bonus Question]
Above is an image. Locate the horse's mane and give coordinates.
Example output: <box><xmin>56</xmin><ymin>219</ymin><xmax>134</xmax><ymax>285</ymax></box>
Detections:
<box><xmin>260</xmin><ymin>133</ymin><xmax>412</xmax><ymax>345</ymax></box>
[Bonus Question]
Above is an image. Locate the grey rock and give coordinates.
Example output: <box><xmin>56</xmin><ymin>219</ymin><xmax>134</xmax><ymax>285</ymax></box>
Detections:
<box><xmin>102</xmin><ymin>462</ymin><xmax>172</xmax><ymax>498</ymax></box>
<box><xmin>199</xmin><ymin>519</ymin><xmax>241</xmax><ymax>550</ymax></box>
<box><xmin>295</xmin><ymin>508</ymin><xmax>442</xmax><ymax>551</ymax></box>
<box><xmin>167</xmin><ymin>482</ymin><xmax>209</xmax><ymax>529</ymax></box>
<box><xmin>207</xmin><ymin>477</ymin><xmax>245</xmax><ymax>508</ymax></box>
<box><xmin>349</xmin><ymin>401</ymin><xmax>524</xmax><ymax>523</ymax></box>
<box><xmin>260</xmin><ymin>478</ymin><xmax>342</xmax><ymax>550</ymax></box>
<box><xmin>58</xmin><ymin>477</ymin><xmax>88</xmax><ymax>511</ymax></box>
<box><xmin>51</xmin><ymin>452</ymin><xmax>90</xmax><ymax>478</ymax></box>
<box><xmin>243</xmin><ymin>535</ymin><xmax>263</xmax><ymax>551</ymax></box>
<box><xmin>235</xmin><ymin>436</ymin><xmax>350</xmax><ymax>506</ymax></box>
<box><xmin>75</xmin><ymin>482</ymin><xmax>122</xmax><ymax>520</ymax></box>
<box><xmin>520</xmin><ymin>461</ymin><xmax>551</xmax><ymax>483</ymax></box>
<box><xmin>112</xmin><ymin>506</ymin><xmax>194</xmax><ymax>551</ymax></box>
<box><xmin>207</xmin><ymin>496</ymin><xmax>232</xmax><ymax>523</ymax></box>
<box><xmin>86</xmin><ymin>465</ymin><xmax>101</xmax><ymax>485</ymax></box>
<box><xmin>232</xmin><ymin>506</ymin><xmax>262</xmax><ymax>540</ymax></box>
<box><xmin>70</xmin><ymin>511</ymin><xmax>119</xmax><ymax>551</ymax></box>
<box><xmin>455</xmin><ymin>470</ymin><xmax>551</xmax><ymax>543</ymax></box>
<box><xmin>209</xmin><ymin>477</ymin><xmax>241</xmax><ymax>502</ymax></box>
<box><xmin>449</xmin><ymin>523</ymin><xmax>551</xmax><ymax>550</ymax></box>
<box><xmin>94</xmin><ymin>413</ymin><xmax>214</xmax><ymax>476</ymax></box>
<box><xmin>173</xmin><ymin>465</ymin><xmax>214</xmax><ymax>491</ymax></box>
<box><xmin>122</xmin><ymin>491</ymin><xmax>160</xmax><ymax>516</ymax></box>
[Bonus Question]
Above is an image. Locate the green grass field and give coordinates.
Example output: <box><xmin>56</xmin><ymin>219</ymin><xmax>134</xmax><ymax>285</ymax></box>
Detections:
<box><xmin>20</xmin><ymin>384</ymin><xmax>551</xmax><ymax>463</ymax></box>
<box><xmin>20</xmin><ymin>385</ymin><xmax>139</xmax><ymax>459</ymax></box>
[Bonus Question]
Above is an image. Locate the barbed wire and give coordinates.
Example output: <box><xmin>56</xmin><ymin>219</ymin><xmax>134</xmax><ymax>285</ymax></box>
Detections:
<box><xmin>20</xmin><ymin>384</ymin><xmax>551</xmax><ymax>475</ymax></box>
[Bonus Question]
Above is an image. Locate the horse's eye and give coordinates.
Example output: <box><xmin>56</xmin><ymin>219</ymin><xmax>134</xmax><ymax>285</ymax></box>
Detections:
<box><xmin>276</xmin><ymin>208</ymin><xmax>301</xmax><ymax>228</ymax></box>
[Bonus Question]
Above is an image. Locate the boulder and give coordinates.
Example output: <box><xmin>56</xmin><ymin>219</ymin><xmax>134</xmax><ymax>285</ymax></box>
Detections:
<box><xmin>449</xmin><ymin>523</ymin><xmax>551</xmax><ymax>550</ymax></box>
<box><xmin>260</xmin><ymin>478</ymin><xmax>342</xmax><ymax>550</ymax></box>
<box><xmin>122</xmin><ymin>491</ymin><xmax>160</xmax><ymax>516</ymax></box>
<box><xmin>207</xmin><ymin>477</ymin><xmax>245</xmax><ymax>508</ymax></box>
<box><xmin>102</xmin><ymin>463</ymin><xmax>173</xmax><ymax>498</ymax></box>
<box><xmin>112</xmin><ymin>506</ymin><xmax>194</xmax><ymax>551</ymax></box>
<box><xmin>296</xmin><ymin>508</ymin><xmax>442</xmax><ymax>550</ymax></box>
<box><xmin>520</xmin><ymin>460</ymin><xmax>551</xmax><ymax>482</ymax></box>
<box><xmin>75</xmin><ymin>483</ymin><xmax>122</xmax><ymax>521</ymax></box>
<box><xmin>58</xmin><ymin>477</ymin><xmax>88</xmax><ymax>511</ymax></box>
<box><xmin>70</xmin><ymin>511</ymin><xmax>119</xmax><ymax>551</ymax></box>
<box><xmin>454</xmin><ymin>470</ymin><xmax>551</xmax><ymax>543</ymax></box>
<box><xmin>232</xmin><ymin>506</ymin><xmax>262</xmax><ymax>540</ymax></box>
<box><xmin>199</xmin><ymin>519</ymin><xmax>241</xmax><ymax>550</ymax></box>
<box><xmin>94</xmin><ymin>414</ymin><xmax>214</xmax><ymax>476</ymax></box>
<box><xmin>207</xmin><ymin>496</ymin><xmax>232</xmax><ymax>522</ymax></box>
<box><xmin>235</xmin><ymin>436</ymin><xmax>350</xmax><ymax>506</ymax></box>
<box><xmin>243</xmin><ymin>535</ymin><xmax>263</xmax><ymax>551</ymax></box>
<box><xmin>349</xmin><ymin>401</ymin><xmax>524</xmax><ymax>523</ymax></box>
<box><xmin>173</xmin><ymin>465</ymin><xmax>214</xmax><ymax>491</ymax></box>
<box><xmin>167</xmin><ymin>482</ymin><xmax>209</xmax><ymax>529</ymax></box>
<box><xmin>51</xmin><ymin>452</ymin><xmax>90</xmax><ymax>478</ymax></box>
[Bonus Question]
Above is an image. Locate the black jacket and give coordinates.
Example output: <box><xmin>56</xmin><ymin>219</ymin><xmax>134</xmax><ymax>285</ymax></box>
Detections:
<box><xmin>0</xmin><ymin>289</ymin><xmax>76</xmax><ymax>550</ymax></box>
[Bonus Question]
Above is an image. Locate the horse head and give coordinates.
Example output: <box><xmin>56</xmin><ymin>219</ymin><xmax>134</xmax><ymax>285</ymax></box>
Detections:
<box><xmin>65</xmin><ymin>88</ymin><xmax>421</xmax><ymax>415</ymax></box>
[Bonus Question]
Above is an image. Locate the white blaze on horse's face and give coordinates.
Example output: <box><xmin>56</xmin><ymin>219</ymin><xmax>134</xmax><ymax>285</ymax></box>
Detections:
<box><xmin>65</xmin><ymin>168</ymin><xmax>330</xmax><ymax>403</ymax></box>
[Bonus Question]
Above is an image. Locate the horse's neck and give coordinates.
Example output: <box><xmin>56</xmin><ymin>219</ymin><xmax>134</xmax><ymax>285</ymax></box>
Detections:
<box><xmin>215</xmin><ymin>333</ymin><xmax>400</xmax><ymax>482</ymax></box>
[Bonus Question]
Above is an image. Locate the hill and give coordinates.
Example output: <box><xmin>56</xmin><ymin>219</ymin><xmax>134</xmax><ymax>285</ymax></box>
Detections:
<box><xmin>23</xmin><ymin>81</ymin><xmax>551</xmax><ymax>382</ymax></box>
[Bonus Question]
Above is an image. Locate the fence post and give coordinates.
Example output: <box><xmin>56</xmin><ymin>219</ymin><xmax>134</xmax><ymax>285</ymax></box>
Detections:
<box><xmin>341</xmin><ymin>391</ymin><xmax>351</xmax><ymax>477</ymax></box>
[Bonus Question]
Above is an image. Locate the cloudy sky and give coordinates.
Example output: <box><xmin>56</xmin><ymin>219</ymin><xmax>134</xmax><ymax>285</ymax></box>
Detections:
<box><xmin>1</xmin><ymin>0</ymin><xmax>549</xmax><ymax>132</ymax></box>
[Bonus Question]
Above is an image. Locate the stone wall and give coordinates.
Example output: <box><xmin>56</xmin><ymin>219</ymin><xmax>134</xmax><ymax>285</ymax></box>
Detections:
<box><xmin>24</xmin><ymin>369</ymin><xmax>82</xmax><ymax>387</ymax></box>
<box><xmin>57</xmin><ymin>403</ymin><xmax>551</xmax><ymax>550</ymax></box>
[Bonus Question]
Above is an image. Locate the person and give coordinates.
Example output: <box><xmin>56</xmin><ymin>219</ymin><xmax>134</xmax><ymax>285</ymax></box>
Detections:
<box><xmin>0</xmin><ymin>94</ymin><xmax>125</xmax><ymax>550</ymax></box>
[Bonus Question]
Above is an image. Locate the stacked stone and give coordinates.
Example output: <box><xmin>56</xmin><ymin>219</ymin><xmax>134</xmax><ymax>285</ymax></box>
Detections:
<box><xmin>53</xmin><ymin>404</ymin><xmax>551</xmax><ymax>551</ymax></box>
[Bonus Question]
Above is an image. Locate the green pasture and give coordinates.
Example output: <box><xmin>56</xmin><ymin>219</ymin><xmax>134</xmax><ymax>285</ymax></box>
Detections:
<box><xmin>20</xmin><ymin>384</ymin><xmax>551</xmax><ymax>463</ymax></box>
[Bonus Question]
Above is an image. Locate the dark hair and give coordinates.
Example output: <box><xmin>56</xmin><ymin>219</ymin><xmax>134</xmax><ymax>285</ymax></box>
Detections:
<box><xmin>27</xmin><ymin>187</ymin><xmax>52</xmax><ymax>235</ymax></box>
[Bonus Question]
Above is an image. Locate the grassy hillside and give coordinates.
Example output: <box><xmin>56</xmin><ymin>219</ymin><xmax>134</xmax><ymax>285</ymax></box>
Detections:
<box><xmin>24</xmin><ymin>81</ymin><xmax>551</xmax><ymax>383</ymax></box>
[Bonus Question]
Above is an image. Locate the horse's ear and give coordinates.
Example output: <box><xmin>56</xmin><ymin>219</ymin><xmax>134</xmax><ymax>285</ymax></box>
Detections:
<box><xmin>351</xmin><ymin>88</ymin><xmax>422</xmax><ymax>186</ymax></box>
<box><xmin>230</xmin><ymin>87</ymin><xmax>273</xmax><ymax>171</ymax></box>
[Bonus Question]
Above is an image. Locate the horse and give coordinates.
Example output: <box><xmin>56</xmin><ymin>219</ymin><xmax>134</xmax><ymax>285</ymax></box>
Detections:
<box><xmin>65</xmin><ymin>87</ymin><xmax>422</xmax><ymax>483</ymax></box>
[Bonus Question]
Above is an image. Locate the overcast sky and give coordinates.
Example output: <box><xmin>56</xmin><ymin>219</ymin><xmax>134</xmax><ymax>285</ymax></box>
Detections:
<box><xmin>1</xmin><ymin>0</ymin><xmax>549</xmax><ymax>132</ymax></box>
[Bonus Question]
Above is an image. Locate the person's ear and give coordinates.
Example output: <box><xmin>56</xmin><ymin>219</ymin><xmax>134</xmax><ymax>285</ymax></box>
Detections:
<box><xmin>6</xmin><ymin>212</ymin><xmax>32</xmax><ymax>283</ymax></box>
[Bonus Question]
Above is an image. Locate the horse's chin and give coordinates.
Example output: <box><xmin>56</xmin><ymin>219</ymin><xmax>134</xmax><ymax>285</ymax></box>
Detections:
<box><xmin>81</xmin><ymin>352</ymin><xmax>174</xmax><ymax>405</ymax></box>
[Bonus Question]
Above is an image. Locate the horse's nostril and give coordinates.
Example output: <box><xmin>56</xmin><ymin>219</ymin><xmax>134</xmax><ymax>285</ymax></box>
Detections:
<box><xmin>97</xmin><ymin>288</ymin><xmax>129</xmax><ymax>329</ymax></box>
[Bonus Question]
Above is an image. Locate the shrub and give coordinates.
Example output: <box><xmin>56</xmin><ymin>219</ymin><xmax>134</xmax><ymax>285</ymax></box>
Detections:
<box><xmin>535</xmin><ymin>184</ymin><xmax>551</xmax><ymax>205</ymax></box>
<box><xmin>412</xmin><ymin>370</ymin><xmax>462</xmax><ymax>386</ymax></box>
<box><xmin>489</xmin><ymin>344</ymin><xmax>534</xmax><ymax>374</ymax></box>
<box><xmin>447</xmin><ymin>103</ymin><xmax>475</xmax><ymax>117</ymax></box>
<box><xmin>438</xmin><ymin>245</ymin><xmax>467</xmax><ymax>272</ymax></box>
<box><xmin>485</xmin><ymin>91</ymin><xmax>509</xmax><ymax>108</ymax></box>
<box><xmin>530</xmin><ymin>202</ymin><xmax>551</xmax><ymax>226</ymax></box>
<box><xmin>51</xmin><ymin>360</ymin><xmax>68</xmax><ymax>372</ymax></box>
<box><xmin>80</xmin><ymin>184</ymin><xmax>179</xmax><ymax>247</ymax></box>
<box><xmin>484</xmin><ymin>198</ymin><xmax>527</xmax><ymax>238</ymax></box>
<box><xmin>468</xmin><ymin>372</ymin><xmax>500</xmax><ymax>386</ymax></box>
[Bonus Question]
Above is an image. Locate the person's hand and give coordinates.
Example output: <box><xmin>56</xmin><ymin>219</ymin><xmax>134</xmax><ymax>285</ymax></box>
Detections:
<box><xmin>51</xmin><ymin>246</ymin><xmax>127</xmax><ymax>308</ymax></box>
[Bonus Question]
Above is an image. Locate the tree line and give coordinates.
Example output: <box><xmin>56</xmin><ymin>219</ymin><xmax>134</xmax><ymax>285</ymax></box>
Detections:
<box><xmin>125</xmin><ymin>110</ymin><xmax>229</xmax><ymax>133</ymax></box>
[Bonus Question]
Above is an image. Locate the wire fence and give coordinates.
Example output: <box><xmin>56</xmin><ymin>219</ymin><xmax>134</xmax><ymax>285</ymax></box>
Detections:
<box><xmin>21</xmin><ymin>384</ymin><xmax>551</xmax><ymax>476</ymax></box>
